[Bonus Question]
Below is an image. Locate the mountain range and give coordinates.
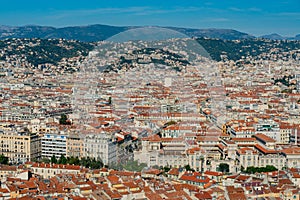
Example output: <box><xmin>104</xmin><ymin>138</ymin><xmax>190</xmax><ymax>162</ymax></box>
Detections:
<box><xmin>259</xmin><ymin>33</ymin><xmax>300</xmax><ymax>40</ymax></box>
<box><xmin>0</xmin><ymin>24</ymin><xmax>299</xmax><ymax>42</ymax></box>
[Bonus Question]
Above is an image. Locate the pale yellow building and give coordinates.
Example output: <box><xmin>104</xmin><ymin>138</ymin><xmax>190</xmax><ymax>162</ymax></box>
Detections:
<box><xmin>0</xmin><ymin>131</ymin><xmax>41</xmax><ymax>163</ymax></box>
<box><xmin>66</xmin><ymin>134</ymin><xmax>84</xmax><ymax>158</ymax></box>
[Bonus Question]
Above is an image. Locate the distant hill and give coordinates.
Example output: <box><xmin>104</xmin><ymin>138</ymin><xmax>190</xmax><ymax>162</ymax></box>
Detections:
<box><xmin>0</xmin><ymin>24</ymin><xmax>257</xmax><ymax>42</ymax></box>
<box><xmin>1</xmin><ymin>37</ymin><xmax>299</xmax><ymax>69</ymax></box>
<box><xmin>259</xmin><ymin>33</ymin><xmax>285</xmax><ymax>40</ymax></box>
<box><xmin>0</xmin><ymin>38</ymin><xmax>94</xmax><ymax>68</ymax></box>
<box><xmin>196</xmin><ymin>37</ymin><xmax>300</xmax><ymax>61</ymax></box>
<box><xmin>0</xmin><ymin>24</ymin><xmax>128</xmax><ymax>42</ymax></box>
<box><xmin>260</xmin><ymin>33</ymin><xmax>300</xmax><ymax>40</ymax></box>
<box><xmin>168</xmin><ymin>27</ymin><xmax>255</xmax><ymax>40</ymax></box>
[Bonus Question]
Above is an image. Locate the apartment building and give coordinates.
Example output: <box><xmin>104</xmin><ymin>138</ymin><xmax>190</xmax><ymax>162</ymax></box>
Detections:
<box><xmin>0</xmin><ymin>131</ymin><xmax>41</xmax><ymax>163</ymax></box>
<box><xmin>279</xmin><ymin>123</ymin><xmax>292</xmax><ymax>144</ymax></box>
<box><xmin>66</xmin><ymin>134</ymin><xmax>84</xmax><ymax>158</ymax></box>
<box><xmin>84</xmin><ymin>133</ymin><xmax>117</xmax><ymax>165</ymax></box>
<box><xmin>255</xmin><ymin>120</ymin><xmax>280</xmax><ymax>142</ymax></box>
<box><xmin>254</xmin><ymin>144</ymin><xmax>286</xmax><ymax>169</ymax></box>
<box><xmin>236</xmin><ymin>147</ymin><xmax>259</xmax><ymax>169</ymax></box>
<box><xmin>31</xmin><ymin>163</ymin><xmax>81</xmax><ymax>179</ymax></box>
<box><xmin>281</xmin><ymin>147</ymin><xmax>300</xmax><ymax>168</ymax></box>
<box><xmin>41</xmin><ymin>134</ymin><xmax>67</xmax><ymax>159</ymax></box>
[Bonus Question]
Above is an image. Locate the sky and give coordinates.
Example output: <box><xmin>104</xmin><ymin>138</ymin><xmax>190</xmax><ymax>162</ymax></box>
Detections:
<box><xmin>0</xmin><ymin>0</ymin><xmax>299</xmax><ymax>37</ymax></box>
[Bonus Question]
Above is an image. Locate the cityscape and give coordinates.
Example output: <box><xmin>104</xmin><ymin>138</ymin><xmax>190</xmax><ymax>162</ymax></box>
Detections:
<box><xmin>0</xmin><ymin>1</ymin><xmax>300</xmax><ymax>200</ymax></box>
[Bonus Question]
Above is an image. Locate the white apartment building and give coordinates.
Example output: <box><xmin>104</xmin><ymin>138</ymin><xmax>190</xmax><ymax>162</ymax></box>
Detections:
<box><xmin>83</xmin><ymin>133</ymin><xmax>117</xmax><ymax>165</ymax></box>
<box><xmin>41</xmin><ymin>134</ymin><xmax>67</xmax><ymax>158</ymax></box>
<box><xmin>135</xmin><ymin>134</ymin><xmax>189</xmax><ymax>168</ymax></box>
<box><xmin>255</xmin><ymin>144</ymin><xmax>285</xmax><ymax>169</ymax></box>
<box><xmin>279</xmin><ymin>124</ymin><xmax>292</xmax><ymax>144</ymax></box>
<box><xmin>228</xmin><ymin>126</ymin><xmax>256</xmax><ymax>138</ymax></box>
<box><xmin>237</xmin><ymin>145</ymin><xmax>286</xmax><ymax>170</ymax></box>
<box><xmin>255</xmin><ymin>120</ymin><xmax>280</xmax><ymax>142</ymax></box>
<box><xmin>281</xmin><ymin>147</ymin><xmax>300</xmax><ymax>168</ymax></box>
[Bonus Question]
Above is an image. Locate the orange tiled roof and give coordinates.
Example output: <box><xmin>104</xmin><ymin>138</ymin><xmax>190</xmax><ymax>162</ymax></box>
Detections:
<box><xmin>195</xmin><ymin>191</ymin><xmax>212</xmax><ymax>199</ymax></box>
<box><xmin>204</xmin><ymin>171</ymin><xmax>223</xmax><ymax>176</ymax></box>
<box><xmin>253</xmin><ymin>133</ymin><xmax>276</xmax><ymax>143</ymax></box>
<box><xmin>180</xmin><ymin>172</ymin><xmax>210</xmax><ymax>184</ymax></box>
<box><xmin>168</xmin><ymin>168</ymin><xmax>180</xmax><ymax>176</ymax></box>
<box><xmin>254</xmin><ymin>144</ymin><xmax>278</xmax><ymax>154</ymax></box>
<box><xmin>31</xmin><ymin>163</ymin><xmax>81</xmax><ymax>170</ymax></box>
<box><xmin>281</xmin><ymin>147</ymin><xmax>300</xmax><ymax>155</ymax></box>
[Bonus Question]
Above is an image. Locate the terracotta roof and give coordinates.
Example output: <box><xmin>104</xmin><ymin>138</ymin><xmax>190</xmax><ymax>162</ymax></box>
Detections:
<box><xmin>106</xmin><ymin>175</ymin><xmax>120</xmax><ymax>185</ymax></box>
<box><xmin>238</xmin><ymin>147</ymin><xmax>258</xmax><ymax>155</ymax></box>
<box><xmin>253</xmin><ymin>133</ymin><xmax>276</xmax><ymax>143</ymax></box>
<box><xmin>204</xmin><ymin>171</ymin><xmax>223</xmax><ymax>176</ymax></box>
<box><xmin>281</xmin><ymin>147</ymin><xmax>300</xmax><ymax>155</ymax></box>
<box><xmin>228</xmin><ymin>193</ymin><xmax>247</xmax><ymax>200</ymax></box>
<box><xmin>141</xmin><ymin>134</ymin><xmax>161</xmax><ymax>142</ymax></box>
<box><xmin>179</xmin><ymin>172</ymin><xmax>210</xmax><ymax>184</ymax></box>
<box><xmin>186</xmin><ymin>147</ymin><xmax>202</xmax><ymax>154</ymax></box>
<box><xmin>164</xmin><ymin>190</ymin><xmax>193</xmax><ymax>200</ymax></box>
<box><xmin>142</xmin><ymin>168</ymin><xmax>162</xmax><ymax>175</ymax></box>
<box><xmin>31</xmin><ymin>163</ymin><xmax>81</xmax><ymax>170</ymax></box>
<box><xmin>168</xmin><ymin>168</ymin><xmax>180</xmax><ymax>176</ymax></box>
<box><xmin>195</xmin><ymin>191</ymin><xmax>212</xmax><ymax>199</ymax></box>
<box><xmin>254</xmin><ymin>144</ymin><xmax>278</xmax><ymax>154</ymax></box>
<box><xmin>0</xmin><ymin>165</ymin><xmax>17</xmax><ymax>171</ymax></box>
<box><xmin>232</xmin><ymin>137</ymin><xmax>256</xmax><ymax>142</ymax></box>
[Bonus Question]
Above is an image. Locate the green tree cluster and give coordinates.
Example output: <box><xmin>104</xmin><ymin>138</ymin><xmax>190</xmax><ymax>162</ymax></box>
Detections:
<box><xmin>59</xmin><ymin>114</ymin><xmax>71</xmax><ymax>125</ymax></box>
<box><xmin>218</xmin><ymin>163</ymin><xmax>229</xmax><ymax>173</ymax></box>
<box><xmin>46</xmin><ymin>155</ymin><xmax>103</xmax><ymax>169</ymax></box>
<box><xmin>245</xmin><ymin>165</ymin><xmax>277</xmax><ymax>174</ymax></box>
<box><xmin>184</xmin><ymin>164</ymin><xmax>195</xmax><ymax>172</ymax></box>
<box><xmin>109</xmin><ymin>159</ymin><xmax>147</xmax><ymax>172</ymax></box>
<box><xmin>0</xmin><ymin>154</ymin><xmax>9</xmax><ymax>164</ymax></box>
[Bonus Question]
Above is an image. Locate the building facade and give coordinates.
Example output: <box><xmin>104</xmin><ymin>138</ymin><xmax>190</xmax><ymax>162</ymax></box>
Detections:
<box><xmin>66</xmin><ymin>134</ymin><xmax>84</xmax><ymax>158</ymax></box>
<box><xmin>0</xmin><ymin>131</ymin><xmax>41</xmax><ymax>163</ymax></box>
<box><xmin>84</xmin><ymin>133</ymin><xmax>117</xmax><ymax>165</ymax></box>
<box><xmin>41</xmin><ymin>134</ymin><xmax>67</xmax><ymax>158</ymax></box>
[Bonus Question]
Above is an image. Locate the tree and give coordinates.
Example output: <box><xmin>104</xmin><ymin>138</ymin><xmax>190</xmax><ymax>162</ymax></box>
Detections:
<box><xmin>245</xmin><ymin>165</ymin><xmax>277</xmax><ymax>174</ymax></box>
<box><xmin>0</xmin><ymin>154</ymin><xmax>8</xmax><ymax>164</ymax></box>
<box><xmin>59</xmin><ymin>114</ymin><xmax>71</xmax><ymax>125</ymax></box>
<box><xmin>58</xmin><ymin>155</ymin><xmax>67</xmax><ymax>165</ymax></box>
<box><xmin>120</xmin><ymin>159</ymin><xmax>147</xmax><ymax>172</ymax></box>
<box><xmin>108</xmin><ymin>97</ymin><xmax>112</xmax><ymax>105</ymax></box>
<box><xmin>68</xmin><ymin>156</ymin><xmax>80</xmax><ymax>165</ymax></box>
<box><xmin>90</xmin><ymin>158</ymin><xmax>103</xmax><ymax>169</ymax></box>
<box><xmin>265</xmin><ymin>165</ymin><xmax>277</xmax><ymax>172</ymax></box>
<box><xmin>51</xmin><ymin>155</ymin><xmax>57</xmax><ymax>164</ymax></box>
<box><xmin>241</xmin><ymin>165</ymin><xmax>245</xmax><ymax>172</ymax></box>
<box><xmin>184</xmin><ymin>164</ymin><xmax>195</xmax><ymax>172</ymax></box>
<box><xmin>163</xmin><ymin>166</ymin><xmax>171</xmax><ymax>172</ymax></box>
<box><xmin>41</xmin><ymin>157</ymin><xmax>50</xmax><ymax>164</ymax></box>
<box><xmin>218</xmin><ymin>163</ymin><xmax>229</xmax><ymax>173</ymax></box>
<box><xmin>245</xmin><ymin>166</ymin><xmax>256</xmax><ymax>174</ymax></box>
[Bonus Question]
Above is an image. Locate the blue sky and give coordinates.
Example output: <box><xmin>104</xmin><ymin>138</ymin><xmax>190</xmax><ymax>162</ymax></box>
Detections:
<box><xmin>0</xmin><ymin>0</ymin><xmax>299</xmax><ymax>36</ymax></box>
